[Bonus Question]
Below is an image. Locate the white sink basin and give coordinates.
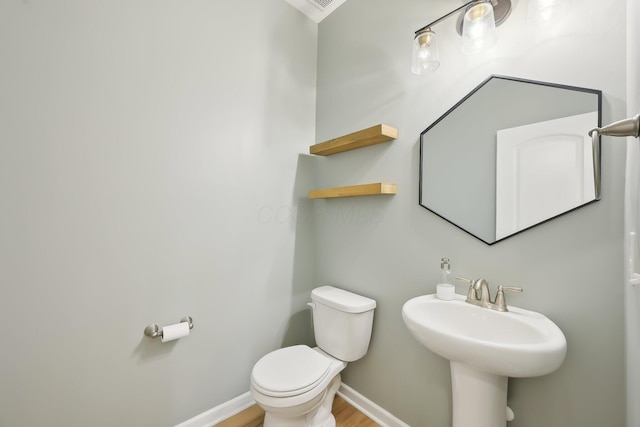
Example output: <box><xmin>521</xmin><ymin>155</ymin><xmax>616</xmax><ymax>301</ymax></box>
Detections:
<box><xmin>402</xmin><ymin>294</ymin><xmax>567</xmax><ymax>377</ymax></box>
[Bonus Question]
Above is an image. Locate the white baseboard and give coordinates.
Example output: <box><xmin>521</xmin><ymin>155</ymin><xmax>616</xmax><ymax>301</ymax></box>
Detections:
<box><xmin>175</xmin><ymin>383</ymin><xmax>409</xmax><ymax>427</ymax></box>
<box><xmin>174</xmin><ymin>391</ymin><xmax>255</xmax><ymax>427</ymax></box>
<box><xmin>337</xmin><ymin>383</ymin><xmax>410</xmax><ymax>427</ymax></box>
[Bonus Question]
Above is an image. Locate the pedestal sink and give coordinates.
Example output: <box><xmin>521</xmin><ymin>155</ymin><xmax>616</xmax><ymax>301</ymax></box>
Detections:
<box><xmin>402</xmin><ymin>294</ymin><xmax>566</xmax><ymax>427</ymax></box>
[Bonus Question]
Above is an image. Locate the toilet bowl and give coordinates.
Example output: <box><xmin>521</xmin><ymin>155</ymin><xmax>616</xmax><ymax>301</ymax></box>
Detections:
<box><xmin>250</xmin><ymin>346</ymin><xmax>346</xmax><ymax>427</ymax></box>
<box><xmin>249</xmin><ymin>286</ymin><xmax>376</xmax><ymax>427</ymax></box>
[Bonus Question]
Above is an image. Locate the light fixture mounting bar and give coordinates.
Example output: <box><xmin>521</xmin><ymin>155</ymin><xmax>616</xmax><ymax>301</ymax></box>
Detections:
<box><xmin>414</xmin><ymin>0</ymin><xmax>483</xmax><ymax>35</ymax></box>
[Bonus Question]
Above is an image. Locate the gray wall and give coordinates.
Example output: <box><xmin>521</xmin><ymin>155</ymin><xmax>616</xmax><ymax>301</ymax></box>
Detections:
<box><xmin>0</xmin><ymin>1</ymin><xmax>317</xmax><ymax>426</ymax></box>
<box><xmin>315</xmin><ymin>0</ymin><xmax>626</xmax><ymax>426</ymax></box>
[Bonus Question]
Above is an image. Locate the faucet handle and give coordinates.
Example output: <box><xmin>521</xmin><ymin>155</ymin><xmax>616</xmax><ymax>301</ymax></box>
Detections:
<box><xmin>494</xmin><ymin>285</ymin><xmax>523</xmax><ymax>312</ymax></box>
<box><xmin>455</xmin><ymin>276</ymin><xmax>478</xmax><ymax>300</ymax></box>
<box><xmin>499</xmin><ymin>286</ymin><xmax>523</xmax><ymax>293</ymax></box>
<box><xmin>455</xmin><ymin>276</ymin><xmax>473</xmax><ymax>285</ymax></box>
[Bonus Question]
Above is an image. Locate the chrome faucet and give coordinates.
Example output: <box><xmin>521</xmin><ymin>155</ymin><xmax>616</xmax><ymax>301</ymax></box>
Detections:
<box><xmin>455</xmin><ymin>276</ymin><xmax>522</xmax><ymax>312</ymax></box>
<box><xmin>473</xmin><ymin>278</ymin><xmax>491</xmax><ymax>304</ymax></box>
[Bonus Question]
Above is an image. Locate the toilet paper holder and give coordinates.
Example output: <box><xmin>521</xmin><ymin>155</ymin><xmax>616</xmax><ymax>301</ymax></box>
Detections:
<box><xmin>144</xmin><ymin>316</ymin><xmax>193</xmax><ymax>339</ymax></box>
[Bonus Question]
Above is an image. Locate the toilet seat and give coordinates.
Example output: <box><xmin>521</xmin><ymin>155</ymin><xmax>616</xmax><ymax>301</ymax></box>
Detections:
<box><xmin>251</xmin><ymin>345</ymin><xmax>332</xmax><ymax>398</ymax></box>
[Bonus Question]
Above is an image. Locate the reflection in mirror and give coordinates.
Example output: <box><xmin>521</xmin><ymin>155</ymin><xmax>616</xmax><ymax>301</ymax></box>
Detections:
<box><xmin>419</xmin><ymin>75</ymin><xmax>602</xmax><ymax>245</ymax></box>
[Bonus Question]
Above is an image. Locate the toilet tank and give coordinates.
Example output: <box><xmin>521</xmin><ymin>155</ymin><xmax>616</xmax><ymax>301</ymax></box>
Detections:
<box><xmin>310</xmin><ymin>286</ymin><xmax>376</xmax><ymax>362</ymax></box>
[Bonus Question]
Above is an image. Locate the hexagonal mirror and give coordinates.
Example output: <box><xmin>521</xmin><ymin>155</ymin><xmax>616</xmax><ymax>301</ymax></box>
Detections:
<box><xmin>419</xmin><ymin>75</ymin><xmax>602</xmax><ymax>245</ymax></box>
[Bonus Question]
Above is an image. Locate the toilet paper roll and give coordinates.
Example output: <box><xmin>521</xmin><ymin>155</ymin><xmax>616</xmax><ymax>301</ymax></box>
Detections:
<box><xmin>161</xmin><ymin>322</ymin><xmax>190</xmax><ymax>343</ymax></box>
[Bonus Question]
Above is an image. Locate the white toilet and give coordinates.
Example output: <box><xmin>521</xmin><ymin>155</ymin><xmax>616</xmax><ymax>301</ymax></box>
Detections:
<box><xmin>250</xmin><ymin>286</ymin><xmax>377</xmax><ymax>427</ymax></box>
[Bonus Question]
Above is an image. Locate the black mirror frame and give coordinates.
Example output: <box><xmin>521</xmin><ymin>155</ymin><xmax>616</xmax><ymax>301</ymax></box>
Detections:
<box><xmin>418</xmin><ymin>75</ymin><xmax>603</xmax><ymax>245</ymax></box>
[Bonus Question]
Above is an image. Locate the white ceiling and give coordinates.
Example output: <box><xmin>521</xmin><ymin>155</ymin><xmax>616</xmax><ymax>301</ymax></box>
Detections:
<box><xmin>284</xmin><ymin>0</ymin><xmax>348</xmax><ymax>23</ymax></box>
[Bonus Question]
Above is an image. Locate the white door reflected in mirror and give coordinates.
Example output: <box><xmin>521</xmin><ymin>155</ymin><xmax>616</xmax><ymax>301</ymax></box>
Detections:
<box><xmin>495</xmin><ymin>111</ymin><xmax>597</xmax><ymax>240</ymax></box>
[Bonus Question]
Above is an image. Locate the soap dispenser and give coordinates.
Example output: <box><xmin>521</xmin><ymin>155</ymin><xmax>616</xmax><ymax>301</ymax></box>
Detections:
<box><xmin>436</xmin><ymin>258</ymin><xmax>455</xmax><ymax>300</ymax></box>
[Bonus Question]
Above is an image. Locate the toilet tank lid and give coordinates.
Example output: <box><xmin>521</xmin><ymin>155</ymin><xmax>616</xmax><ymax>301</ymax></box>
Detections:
<box><xmin>311</xmin><ymin>286</ymin><xmax>376</xmax><ymax>313</ymax></box>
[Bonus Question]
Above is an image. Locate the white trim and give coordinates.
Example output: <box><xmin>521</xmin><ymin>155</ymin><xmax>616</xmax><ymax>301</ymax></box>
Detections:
<box><xmin>337</xmin><ymin>383</ymin><xmax>410</xmax><ymax>427</ymax></box>
<box><xmin>174</xmin><ymin>391</ymin><xmax>255</xmax><ymax>427</ymax></box>
<box><xmin>176</xmin><ymin>384</ymin><xmax>409</xmax><ymax>427</ymax></box>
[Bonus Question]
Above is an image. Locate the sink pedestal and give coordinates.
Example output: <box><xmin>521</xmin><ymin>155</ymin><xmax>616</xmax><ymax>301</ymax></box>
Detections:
<box><xmin>450</xmin><ymin>361</ymin><xmax>508</xmax><ymax>427</ymax></box>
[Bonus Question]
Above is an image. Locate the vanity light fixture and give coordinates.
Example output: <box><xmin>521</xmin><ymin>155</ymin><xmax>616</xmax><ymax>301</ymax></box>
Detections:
<box><xmin>526</xmin><ymin>0</ymin><xmax>570</xmax><ymax>26</ymax></box>
<box><xmin>411</xmin><ymin>0</ymin><xmax>512</xmax><ymax>75</ymax></box>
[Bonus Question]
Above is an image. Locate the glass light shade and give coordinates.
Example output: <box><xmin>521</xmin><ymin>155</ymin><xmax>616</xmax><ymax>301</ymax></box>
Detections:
<box><xmin>411</xmin><ymin>29</ymin><xmax>440</xmax><ymax>74</ymax></box>
<box><xmin>526</xmin><ymin>0</ymin><xmax>571</xmax><ymax>26</ymax></box>
<box><xmin>461</xmin><ymin>2</ymin><xmax>497</xmax><ymax>54</ymax></box>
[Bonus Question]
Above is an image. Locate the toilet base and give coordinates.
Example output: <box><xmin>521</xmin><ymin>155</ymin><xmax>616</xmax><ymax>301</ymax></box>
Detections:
<box><xmin>262</xmin><ymin>374</ymin><xmax>341</xmax><ymax>427</ymax></box>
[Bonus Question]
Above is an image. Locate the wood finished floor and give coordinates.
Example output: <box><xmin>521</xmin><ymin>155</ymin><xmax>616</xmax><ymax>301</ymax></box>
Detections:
<box><xmin>214</xmin><ymin>396</ymin><xmax>380</xmax><ymax>427</ymax></box>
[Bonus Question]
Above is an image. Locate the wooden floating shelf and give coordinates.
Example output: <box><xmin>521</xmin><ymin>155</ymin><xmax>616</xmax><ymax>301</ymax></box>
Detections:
<box><xmin>309</xmin><ymin>124</ymin><xmax>398</xmax><ymax>156</ymax></box>
<box><xmin>308</xmin><ymin>183</ymin><xmax>397</xmax><ymax>199</ymax></box>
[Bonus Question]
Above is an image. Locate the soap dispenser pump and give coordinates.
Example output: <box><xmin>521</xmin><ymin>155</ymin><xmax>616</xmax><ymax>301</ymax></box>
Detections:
<box><xmin>436</xmin><ymin>258</ymin><xmax>455</xmax><ymax>300</ymax></box>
